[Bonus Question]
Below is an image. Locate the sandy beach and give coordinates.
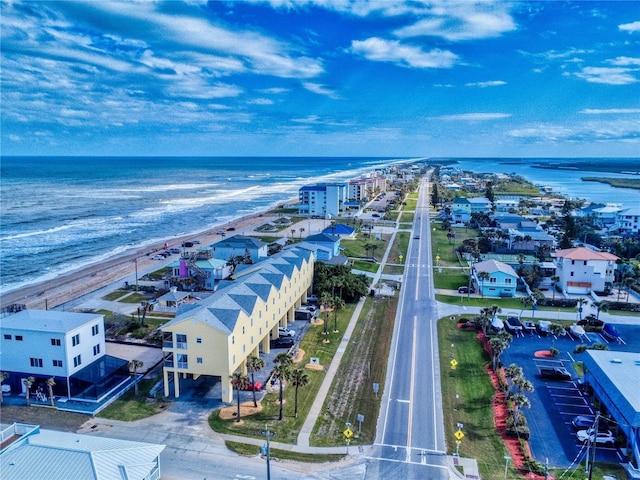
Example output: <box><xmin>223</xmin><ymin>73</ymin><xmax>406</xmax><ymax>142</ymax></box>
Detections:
<box><xmin>0</xmin><ymin>207</ymin><xmax>293</xmax><ymax>311</ymax></box>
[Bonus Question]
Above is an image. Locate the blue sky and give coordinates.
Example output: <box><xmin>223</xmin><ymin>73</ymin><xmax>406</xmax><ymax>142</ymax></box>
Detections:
<box><xmin>1</xmin><ymin>1</ymin><xmax>639</xmax><ymax>157</ymax></box>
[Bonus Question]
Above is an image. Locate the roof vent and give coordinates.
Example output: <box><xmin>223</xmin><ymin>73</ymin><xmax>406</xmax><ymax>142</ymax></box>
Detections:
<box><xmin>610</xmin><ymin>359</ymin><xmax>622</xmax><ymax>364</ymax></box>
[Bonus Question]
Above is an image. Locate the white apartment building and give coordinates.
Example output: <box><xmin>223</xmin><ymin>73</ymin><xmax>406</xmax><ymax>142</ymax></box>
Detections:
<box><xmin>298</xmin><ymin>183</ymin><xmax>347</xmax><ymax>217</ymax></box>
<box><xmin>616</xmin><ymin>206</ymin><xmax>640</xmax><ymax>235</ymax></box>
<box><xmin>553</xmin><ymin>246</ymin><xmax>619</xmax><ymax>295</ymax></box>
<box><xmin>0</xmin><ymin>309</ymin><xmax>129</xmax><ymax>401</ymax></box>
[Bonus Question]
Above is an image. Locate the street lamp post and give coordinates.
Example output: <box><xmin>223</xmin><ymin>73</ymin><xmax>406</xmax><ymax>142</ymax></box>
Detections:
<box><xmin>261</xmin><ymin>423</ymin><xmax>273</xmax><ymax>480</ymax></box>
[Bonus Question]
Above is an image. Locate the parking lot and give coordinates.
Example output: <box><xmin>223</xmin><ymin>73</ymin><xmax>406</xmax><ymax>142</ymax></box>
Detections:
<box><xmin>500</xmin><ymin>321</ymin><xmax>640</xmax><ymax>468</ymax></box>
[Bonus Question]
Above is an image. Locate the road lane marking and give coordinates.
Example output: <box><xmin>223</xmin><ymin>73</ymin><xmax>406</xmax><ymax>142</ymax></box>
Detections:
<box><xmin>407</xmin><ymin>316</ymin><xmax>418</xmax><ymax>448</ymax></box>
<box><xmin>397</xmin><ymin>399</ymin><xmax>410</xmax><ymax>403</ymax></box>
<box><xmin>429</xmin><ymin>315</ymin><xmax>439</xmax><ymax>448</ymax></box>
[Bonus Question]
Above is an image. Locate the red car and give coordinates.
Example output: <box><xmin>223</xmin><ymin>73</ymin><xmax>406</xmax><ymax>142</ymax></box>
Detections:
<box><xmin>243</xmin><ymin>381</ymin><xmax>263</xmax><ymax>391</ymax></box>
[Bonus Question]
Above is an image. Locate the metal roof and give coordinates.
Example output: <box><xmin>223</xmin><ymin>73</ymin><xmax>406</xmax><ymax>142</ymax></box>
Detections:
<box><xmin>1</xmin><ymin>427</ymin><xmax>164</xmax><ymax>480</ymax></box>
<box><xmin>0</xmin><ymin>309</ymin><xmax>103</xmax><ymax>334</ymax></box>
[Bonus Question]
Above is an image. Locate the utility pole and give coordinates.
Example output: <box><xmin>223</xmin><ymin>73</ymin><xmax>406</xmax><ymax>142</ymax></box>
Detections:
<box><xmin>587</xmin><ymin>412</ymin><xmax>600</xmax><ymax>480</ymax></box>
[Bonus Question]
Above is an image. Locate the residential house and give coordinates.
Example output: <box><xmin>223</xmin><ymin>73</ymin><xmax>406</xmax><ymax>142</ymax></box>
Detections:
<box><xmin>451</xmin><ymin>196</ymin><xmax>492</xmax><ymax>224</ymax></box>
<box><xmin>298</xmin><ymin>183</ymin><xmax>348</xmax><ymax>218</ymax></box>
<box><xmin>472</xmin><ymin>259</ymin><xmax>518</xmax><ymax>298</ymax></box>
<box><xmin>160</xmin><ymin>246</ymin><xmax>314</xmax><ymax>402</ymax></box>
<box><xmin>211</xmin><ymin>235</ymin><xmax>268</xmax><ymax>264</ymax></box>
<box><xmin>303</xmin><ymin>232</ymin><xmax>341</xmax><ymax>262</ymax></box>
<box><xmin>0</xmin><ymin>423</ymin><xmax>165</xmax><ymax>480</ymax></box>
<box><xmin>153</xmin><ymin>287</ymin><xmax>199</xmax><ymax>313</ymax></box>
<box><xmin>171</xmin><ymin>249</ymin><xmax>232</xmax><ymax>291</ymax></box>
<box><xmin>0</xmin><ymin>309</ymin><xmax>129</xmax><ymax>401</ymax></box>
<box><xmin>592</xmin><ymin>205</ymin><xmax>623</xmax><ymax>228</ymax></box>
<box><xmin>615</xmin><ymin>206</ymin><xmax>640</xmax><ymax>235</ymax></box>
<box><xmin>322</xmin><ymin>223</ymin><xmax>356</xmax><ymax>239</ymax></box>
<box><xmin>553</xmin><ymin>246</ymin><xmax>618</xmax><ymax>295</ymax></box>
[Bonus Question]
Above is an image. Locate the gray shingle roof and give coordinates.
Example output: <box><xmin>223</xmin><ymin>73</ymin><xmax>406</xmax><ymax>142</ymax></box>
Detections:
<box><xmin>0</xmin><ymin>309</ymin><xmax>102</xmax><ymax>333</ymax></box>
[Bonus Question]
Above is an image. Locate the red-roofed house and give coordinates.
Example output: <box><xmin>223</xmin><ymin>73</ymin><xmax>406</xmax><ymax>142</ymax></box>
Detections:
<box><xmin>553</xmin><ymin>247</ymin><xmax>618</xmax><ymax>295</ymax></box>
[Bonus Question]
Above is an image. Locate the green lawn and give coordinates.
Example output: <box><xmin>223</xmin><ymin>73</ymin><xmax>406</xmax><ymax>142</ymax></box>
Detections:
<box><xmin>225</xmin><ymin>441</ymin><xmax>345</xmax><ymax>462</ymax></box>
<box><xmin>99</xmin><ymin>378</ymin><xmax>169</xmax><ymax>421</ymax></box>
<box><xmin>310</xmin><ymin>295</ymin><xmax>397</xmax><ymax>446</ymax></box>
<box><xmin>208</xmin><ymin>304</ymin><xmax>357</xmax><ymax>444</ymax></box>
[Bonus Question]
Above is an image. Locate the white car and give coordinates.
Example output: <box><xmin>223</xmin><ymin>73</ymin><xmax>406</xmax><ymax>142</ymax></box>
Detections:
<box><xmin>279</xmin><ymin>327</ymin><xmax>295</xmax><ymax>337</ymax></box>
<box><xmin>576</xmin><ymin>429</ymin><xmax>616</xmax><ymax>446</ymax></box>
<box><xmin>151</xmin><ymin>255</ymin><xmax>165</xmax><ymax>260</ymax></box>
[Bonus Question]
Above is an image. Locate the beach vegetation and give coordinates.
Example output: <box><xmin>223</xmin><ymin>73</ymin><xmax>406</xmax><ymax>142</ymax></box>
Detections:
<box><xmin>582</xmin><ymin>177</ymin><xmax>640</xmax><ymax>190</ymax></box>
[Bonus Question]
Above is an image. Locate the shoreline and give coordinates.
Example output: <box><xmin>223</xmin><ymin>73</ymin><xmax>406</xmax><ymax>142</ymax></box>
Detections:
<box><xmin>0</xmin><ymin>204</ymin><xmax>296</xmax><ymax>311</ymax></box>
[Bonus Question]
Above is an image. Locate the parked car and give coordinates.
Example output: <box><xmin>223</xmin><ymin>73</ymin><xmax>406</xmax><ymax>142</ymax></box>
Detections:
<box><xmin>233</xmin><ymin>380</ymin><xmax>263</xmax><ymax>391</ymax></box>
<box><xmin>457</xmin><ymin>286</ymin><xmax>475</xmax><ymax>294</ymax></box>
<box><xmin>571</xmin><ymin>416</ymin><xmax>610</xmax><ymax>431</ymax></box>
<box><xmin>182</xmin><ymin>241</ymin><xmax>194</xmax><ymax>247</ymax></box>
<box><xmin>151</xmin><ymin>255</ymin><xmax>165</xmax><ymax>260</ymax></box>
<box><xmin>307</xmin><ymin>294</ymin><xmax>318</xmax><ymax>303</ymax></box>
<box><xmin>271</xmin><ymin>337</ymin><xmax>295</xmax><ymax>348</ymax></box>
<box><xmin>278</xmin><ymin>327</ymin><xmax>295</xmax><ymax>337</ymax></box>
<box><xmin>169</xmin><ymin>248</ymin><xmax>181</xmax><ymax>254</ymax></box>
<box><xmin>576</xmin><ymin>429</ymin><xmax>616</xmax><ymax>446</ymax></box>
<box><xmin>413</xmin><ymin>234</ymin><xmax>420</xmax><ymax>239</ymax></box>
<box><xmin>226</xmin><ymin>227</ymin><xmax>235</xmax><ymax>231</ymax></box>
<box><xmin>539</xmin><ymin>366</ymin><xmax>572</xmax><ymax>380</ymax></box>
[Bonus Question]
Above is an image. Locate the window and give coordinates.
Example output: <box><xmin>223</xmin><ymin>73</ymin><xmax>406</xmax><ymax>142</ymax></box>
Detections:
<box><xmin>175</xmin><ymin>334</ymin><xmax>187</xmax><ymax>349</ymax></box>
<box><xmin>72</xmin><ymin>334</ymin><xmax>80</xmax><ymax>346</ymax></box>
<box><xmin>92</xmin><ymin>324</ymin><xmax>99</xmax><ymax>336</ymax></box>
<box><xmin>15</xmin><ymin>335</ymin><xmax>23</xmax><ymax>341</ymax></box>
<box><xmin>73</xmin><ymin>355</ymin><xmax>82</xmax><ymax>367</ymax></box>
<box><xmin>30</xmin><ymin>357</ymin><xmax>43</xmax><ymax>368</ymax></box>
<box><xmin>93</xmin><ymin>344</ymin><xmax>101</xmax><ymax>355</ymax></box>
<box><xmin>53</xmin><ymin>360</ymin><xmax>63</xmax><ymax>367</ymax></box>
<box><xmin>177</xmin><ymin>354</ymin><xmax>188</xmax><ymax>369</ymax></box>
<box><xmin>242</xmin><ymin>326</ymin><xmax>245</xmax><ymax>334</ymax></box>
<box><xmin>51</xmin><ymin>338</ymin><xmax>61</xmax><ymax>346</ymax></box>
<box><xmin>505</xmin><ymin>278</ymin><xmax>512</xmax><ymax>284</ymax></box>
<box><xmin>197</xmin><ymin>357</ymin><xmax>203</xmax><ymax>364</ymax></box>
<box><xmin>196</xmin><ymin>338</ymin><xmax>202</xmax><ymax>344</ymax></box>
<box><xmin>3</xmin><ymin>334</ymin><xmax>11</xmax><ymax>340</ymax></box>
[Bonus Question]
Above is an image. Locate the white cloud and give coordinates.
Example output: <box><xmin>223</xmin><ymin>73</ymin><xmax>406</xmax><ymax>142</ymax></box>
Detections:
<box><xmin>465</xmin><ymin>80</ymin><xmax>506</xmax><ymax>88</ymax></box>
<box><xmin>608</xmin><ymin>56</ymin><xmax>640</xmax><ymax>67</ymax></box>
<box><xmin>395</xmin><ymin>3</ymin><xmax>516</xmax><ymax>41</ymax></box>
<box><xmin>619</xmin><ymin>20</ymin><xmax>640</xmax><ymax>32</ymax></box>
<box><xmin>351</xmin><ymin>37</ymin><xmax>458</xmax><ymax>68</ymax></box>
<box><xmin>580</xmin><ymin>108</ymin><xmax>640</xmax><ymax>115</ymax></box>
<box><xmin>508</xmin><ymin>120</ymin><xmax>640</xmax><ymax>142</ymax></box>
<box><xmin>435</xmin><ymin>113</ymin><xmax>511</xmax><ymax>121</ymax></box>
<box><xmin>258</xmin><ymin>87</ymin><xmax>289</xmax><ymax>94</ymax></box>
<box><xmin>302</xmin><ymin>82</ymin><xmax>339</xmax><ymax>98</ymax></box>
<box><xmin>247</xmin><ymin>98</ymin><xmax>274</xmax><ymax>105</ymax></box>
<box><xmin>574</xmin><ymin>67</ymin><xmax>638</xmax><ymax>85</ymax></box>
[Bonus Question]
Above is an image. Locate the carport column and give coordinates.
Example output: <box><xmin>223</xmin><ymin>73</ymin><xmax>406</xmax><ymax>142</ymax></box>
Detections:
<box><xmin>263</xmin><ymin>336</ymin><xmax>271</xmax><ymax>354</ymax></box>
<box><xmin>173</xmin><ymin>371</ymin><xmax>180</xmax><ymax>398</ymax></box>
<box><xmin>163</xmin><ymin>369</ymin><xmax>170</xmax><ymax>397</ymax></box>
<box><xmin>222</xmin><ymin>377</ymin><xmax>233</xmax><ymax>403</ymax></box>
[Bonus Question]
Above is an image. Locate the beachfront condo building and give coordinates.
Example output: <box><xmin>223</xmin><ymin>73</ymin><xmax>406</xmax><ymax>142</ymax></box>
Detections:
<box><xmin>0</xmin><ymin>309</ymin><xmax>129</xmax><ymax>401</ymax></box>
<box><xmin>160</xmin><ymin>246</ymin><xmax>314</xmax><ymax>403</ymax></box>
<box><xmin>298</xmin><ymin>183</ymin><xmax>347</xmax><ymax>218</ymax></box>
<box><xmin>553</xmin><ymin>246</ymin><xmax>619</xmax><ymax>295</ymax></box>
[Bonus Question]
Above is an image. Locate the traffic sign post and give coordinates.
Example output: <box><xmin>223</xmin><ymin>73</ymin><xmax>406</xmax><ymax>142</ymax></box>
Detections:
<box><xmin>454</xmin><ymin>424</ymin><xmax>464</xmax><ymax>457</ymax></box>
<box><xmin>450</xmin><ymin>358</ymin><xmax>458</xmax><ymax>370</ymax></box>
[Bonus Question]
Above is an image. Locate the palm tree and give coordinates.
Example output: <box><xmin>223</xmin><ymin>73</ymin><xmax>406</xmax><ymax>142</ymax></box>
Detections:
<box><xmin>0</xmin><ymin>372</ymin><xmax>8</xmax><ymax>404</ymax></box>
<box><xmin>592</xmin><ymin>300</ymin><xmax>610</xmax><ymax>322</ymax></box>
<box><xmin>511</xmin><ymin>392</ymin><xmax>531</xmax><ymax>426</ymax></box>
<box><xmin>519</xmin><ymin>295</ymin><xmax>535</xmax><ymax>318</ymax></box>
<box><xmin>46</xmin><ymin>377</ymin><xmax>56</xmax><ymax>407</ymax></box>
<box><xmin>23</xmin><ymin>376</ymin><xmax>35</xmax><ymax>407</ymax></box>
<box><xmin>247</xmin><ymin>356</ymin><xmax>265</xmax><ymax>408</ymax></box>
<box><xmin>576</xmin><ymin>298</ymin><xmax>588</xmax><ymax>321</ymax></box>
<box><xmin>549</xmin><ymin>323</ymin><xmax>565</xmax><ymax>349</ymax></box>
<box><xmin>503</xmin><ymin>363</ymin><xmax>523</xmax><ymax>398</ymax></box>
<box><xmin>287</xmin><ymin>367</ymin><xmax>310</xmax><ymax>418</ymax></box>
<box><xmin>129</xmin><ymin>359</ymin><xmax>144</xmax><ymax>396</ymax></box>
<box><xmin>488</xmin><ymin>330</ymin><xmax>513</xmax><ymax>370</ymax></box>
<box><xmin>513</xmin><ymin>376</ymin><xmax>534</xmax><ymax>396</ymax></box>
<box><xmin>231</xmin><ymin>371</ymin><xmax>250</xmax><ymax>422</ymax></box>
<box><xmin>273</xmin><ymin>353</ymin><xmax>292</xmax><ymax>421</ymax></box>
<box><xmin>625</xmin><ymin>277</ymin><xmax>635</xmax><ymax>303</ymax></box>
<box><xmin>320</xmin><ymin>293</ymin><xmax>332</xmax><ymax>341</ymax></box>
<box><xmin>477</xmin><ymin>271</ymin><xmax>490</xmax><ymax>298</ymax></box>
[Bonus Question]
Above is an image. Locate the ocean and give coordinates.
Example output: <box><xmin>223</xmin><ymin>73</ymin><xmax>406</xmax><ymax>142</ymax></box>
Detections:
<box><xmin>0</xmin><ymin>156</ymin><xmax>414</xmax><ymax>293</ymax></box>
<box><xmin>1</xmin><ymin>156</ymin><xmax>637</xmax><ymax>295</ymax></box>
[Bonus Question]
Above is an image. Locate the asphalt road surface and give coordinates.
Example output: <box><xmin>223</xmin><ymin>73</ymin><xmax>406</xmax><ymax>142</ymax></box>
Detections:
<box><xmin>367</xmin><ymin>177</ymin><xmax>449</xmax><ymax>479</ymax></box>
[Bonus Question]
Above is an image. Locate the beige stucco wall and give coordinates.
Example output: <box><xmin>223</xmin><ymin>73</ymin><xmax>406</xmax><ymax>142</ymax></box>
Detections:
<box><xmin>162</xmin><ymin>248</ymin><xmax>314</xmax><ymax>402</ymax></box>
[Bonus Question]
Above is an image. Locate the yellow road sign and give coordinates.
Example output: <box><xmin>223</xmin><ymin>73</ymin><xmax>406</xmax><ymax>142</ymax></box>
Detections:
<box><xmin>450</xmin><ymin>359</ymin><xmax>458</xmax><ymax>367</ymax></box>
<box><xmin>454</xmin><ymin>429</ymin><xmax>465</xmax><ymax>440</ymax></box>
<box><xmin>343</xmin><ymin>428</ymin><xmax>354</xmax><ymax>438</ymax></box>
